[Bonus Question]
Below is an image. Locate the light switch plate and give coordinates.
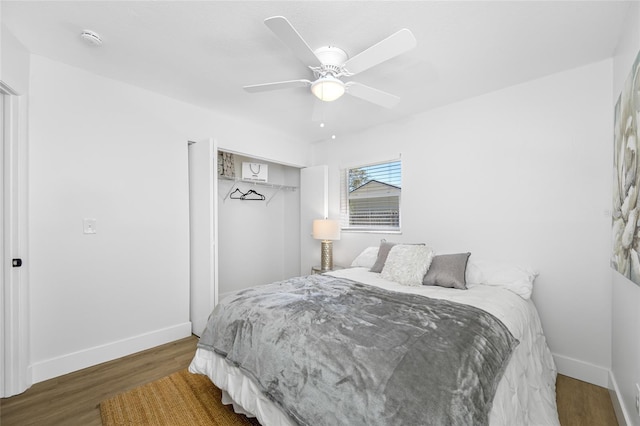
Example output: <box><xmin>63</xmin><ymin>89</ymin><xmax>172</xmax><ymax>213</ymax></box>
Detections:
<box><xmin>83</xmin><ymin>218</ymin><xmax>97</xmax><ymax>234</ymax></box>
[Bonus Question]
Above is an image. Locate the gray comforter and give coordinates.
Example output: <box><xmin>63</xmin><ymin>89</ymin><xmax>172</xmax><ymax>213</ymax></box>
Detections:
<box><xmin>197</xmin><ymin>274</ymin><xmax>518</xmax><ymax>426</ymax></box>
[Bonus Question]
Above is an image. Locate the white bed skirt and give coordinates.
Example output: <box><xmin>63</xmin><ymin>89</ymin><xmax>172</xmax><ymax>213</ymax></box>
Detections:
<box><xmin>190</xmin><ymin>347</ymin><xmax>294</xmax><ymax>426</ymax></box>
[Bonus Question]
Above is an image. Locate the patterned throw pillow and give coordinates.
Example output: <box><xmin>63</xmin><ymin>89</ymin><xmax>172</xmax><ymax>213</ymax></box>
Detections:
<box><xmin>370</xmin><ymin>240</ymin><xmax>426</xmax><ymax>273</ymax></box>
<box><xmin>381</xmin><ymin>245</ymin><xmax>434</xmax><ymax>286</ymax></box>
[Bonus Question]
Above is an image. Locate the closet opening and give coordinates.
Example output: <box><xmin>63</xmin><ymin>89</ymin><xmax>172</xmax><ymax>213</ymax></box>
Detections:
<box><xmin>215</xmin><ymin>150</ymin><xmax>301</xmax><ymax>301</ymax></box>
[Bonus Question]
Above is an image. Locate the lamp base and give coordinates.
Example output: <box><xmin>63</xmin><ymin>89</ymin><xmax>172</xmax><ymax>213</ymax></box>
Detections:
<box><xmin>320</xmin><ymin>240</ymin><xmax>333</xmax><ymax>271</ymax></box>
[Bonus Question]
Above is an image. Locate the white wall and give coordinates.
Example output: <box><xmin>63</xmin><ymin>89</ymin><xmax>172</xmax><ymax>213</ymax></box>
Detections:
<box><xmin>1</xmin><ymin>24</ymin><xmax>30</xmax><ymax>93</ymax></box>
<box><xmin>611</xmin><ymin>2</ymin><xmax>640</xmax><ymax>424</ymax></box>
<box><xmin>217</xmin><ymin>154</ymin><xmax>300</xmax><ymax>300</ymax></box>
<box><xmin>312</xmin><ymin>60</ymin><xmax>613</xmax><ymax>386</ymax></box>
<box><xmin>27</xmin><ymin>54</ymin><xmax>307</xmax><ymax>383</ymax></box>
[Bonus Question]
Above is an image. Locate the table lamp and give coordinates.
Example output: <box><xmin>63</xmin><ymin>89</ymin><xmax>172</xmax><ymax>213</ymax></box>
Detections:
<box><xmin>312</xmin><ymin>219</ymin><xmax>341</xmax><ymax>271</ymax></box>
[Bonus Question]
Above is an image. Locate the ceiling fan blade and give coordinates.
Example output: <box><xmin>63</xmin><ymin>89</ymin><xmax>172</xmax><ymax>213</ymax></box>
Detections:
<box><xmin>243</xmin><ymin>79</ymin><xmax>312</xmax><ymax>93</ymax></box>
<box><xmin>264</xmin><ymin>16</ymin><xmax>323</xmax><ymax>68</ymax></box>
<box><xmin>345</xmin><ymin>82</ymin><xmax>400</xmax><ymax>108</ymax></box>
<box><xmin>342</xmin><ymin>29</ymin><xmax>417</xmax><ymax>76</ymax></box>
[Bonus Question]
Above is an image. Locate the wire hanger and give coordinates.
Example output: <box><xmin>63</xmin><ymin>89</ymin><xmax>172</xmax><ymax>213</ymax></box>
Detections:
<box><xmin>230</xmin><ymin>188</ymin><xmax>245</xmax><ymax>199</ymax></box>
<box><xmin>241</xmin><ymin>189</ymin><xmax>266</xmax><ymax>201</ymax></box>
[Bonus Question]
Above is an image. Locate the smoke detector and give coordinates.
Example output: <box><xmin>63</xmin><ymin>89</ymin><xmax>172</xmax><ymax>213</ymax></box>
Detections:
<box><xmin>80</xmin><ymin>30</ymin><xmax>102</xmax><ymax>46</ymax></box>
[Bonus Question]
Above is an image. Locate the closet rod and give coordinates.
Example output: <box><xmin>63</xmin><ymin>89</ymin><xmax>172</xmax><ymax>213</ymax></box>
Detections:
<box><xmin>220</xmin><ymin>176</ymin><xmax>296</xmax><ymax>203</ymax></box>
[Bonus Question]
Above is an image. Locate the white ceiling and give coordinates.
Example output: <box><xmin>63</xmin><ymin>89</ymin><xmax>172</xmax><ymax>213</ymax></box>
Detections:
<box><xmin>1</xmin><ymin>1</ymin><xmax>631</xmax><ymax>144</ymax></box>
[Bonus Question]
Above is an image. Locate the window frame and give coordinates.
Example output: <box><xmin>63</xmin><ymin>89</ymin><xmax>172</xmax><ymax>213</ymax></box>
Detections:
<box><xmin>340</xmin><ymin>159</ymin><xmax>402</xmax><ymax>233</ymax></box>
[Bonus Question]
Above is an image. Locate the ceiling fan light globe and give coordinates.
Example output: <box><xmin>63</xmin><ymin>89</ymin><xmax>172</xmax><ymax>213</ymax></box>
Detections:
<box><xmin>311</xmin><ymin>77</ymin><xmax>345</xmax><ymax>102</ymax></box>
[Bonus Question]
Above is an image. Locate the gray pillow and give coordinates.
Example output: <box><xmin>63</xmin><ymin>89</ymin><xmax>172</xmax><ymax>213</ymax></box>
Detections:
<box><xmin>369</xmin><ymin>241</ymin><xmax>396</xmax><ymax>273</ymax></box>
<box><xmin>422</xmin><ymin>252</ymin><xmax>471</xmax><ymax>289</ymax></box>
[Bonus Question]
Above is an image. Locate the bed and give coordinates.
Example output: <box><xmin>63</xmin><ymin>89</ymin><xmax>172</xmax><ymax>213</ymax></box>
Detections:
<box><xmin>189</xmin><ymin>245</ymin><xmax>559</xmax><ymax>426</ymax></box>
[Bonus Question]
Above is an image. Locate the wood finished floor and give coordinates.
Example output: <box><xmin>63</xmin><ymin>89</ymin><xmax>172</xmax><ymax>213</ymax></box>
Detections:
<box><xmin>0</xmin><ymin>335</ymin><xmax>620</xmax><ymax>426</ymax></box>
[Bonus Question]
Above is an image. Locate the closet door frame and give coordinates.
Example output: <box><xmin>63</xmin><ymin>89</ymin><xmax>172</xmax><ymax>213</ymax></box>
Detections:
<box><xmin>300</xmin><ymin>165</ymin><xmax>329</xmax><ymax>276</ymax></box>
<box><xmin>188</xmin><ymin>138</ymin><xmax>218</xmax><ymax>337</ymax></box>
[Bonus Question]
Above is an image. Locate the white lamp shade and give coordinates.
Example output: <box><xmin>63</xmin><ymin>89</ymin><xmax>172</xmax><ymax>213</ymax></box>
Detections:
<box><xmin>311</xmin><ymin>77</ymin><xmax>345</xmax><ymax>102</ymax></box>
<box><xmin>312</xmin><ymin>219</ymin><xmax>341</xmax><ymax>241</ymax></box>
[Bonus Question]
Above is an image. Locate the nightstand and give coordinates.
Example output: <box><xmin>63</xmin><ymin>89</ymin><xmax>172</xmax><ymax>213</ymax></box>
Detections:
<box><xmin>311</xmin><ymin>265</ymin><xmax>345</xmax><ymax>275</ymax></box>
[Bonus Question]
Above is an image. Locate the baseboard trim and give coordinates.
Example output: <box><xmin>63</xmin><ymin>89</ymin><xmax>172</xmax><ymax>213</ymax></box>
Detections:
<box><xmin>610</xmin><ymin>371</ymin><xmax>632</xmax><ymax>426</ymax></box>
<box><xmin>30</xmin><ymin>322</ymin><xmax>192</xmax><ymax>384</ymax></box>
<box><xmin>552</xmin><ymin>353</ymin><xmax>610</xmax><ymax>388</ymax></box>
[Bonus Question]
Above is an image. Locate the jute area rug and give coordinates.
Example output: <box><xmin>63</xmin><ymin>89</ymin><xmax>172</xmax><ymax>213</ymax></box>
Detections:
<box><xmin>100</xmin><ymin>369</ymin><xmax>261</xmax><ymax>425</ymax></box>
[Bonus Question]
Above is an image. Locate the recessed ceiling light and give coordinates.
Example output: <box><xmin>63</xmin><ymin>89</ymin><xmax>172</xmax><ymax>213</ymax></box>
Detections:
<box><xmin>331</xmin><ymin>135</ymin><xmax>336</xmax><ymax>140</ymax></box>
<box><xmin>320</xmin><ymin>122</ymin><xmax>325</xmax><ymax>128</ymax></box>
<box><xmin>80</xmin><ymin>30</ymin><xmax>103</xmax><ymax>47</ymax></box>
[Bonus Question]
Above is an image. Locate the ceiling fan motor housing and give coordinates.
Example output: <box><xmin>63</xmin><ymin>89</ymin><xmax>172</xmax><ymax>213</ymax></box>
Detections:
<box><xmin>313</xmin><ymin>46</ymin><xmax>348</xmax><ymax>78</ymax></box>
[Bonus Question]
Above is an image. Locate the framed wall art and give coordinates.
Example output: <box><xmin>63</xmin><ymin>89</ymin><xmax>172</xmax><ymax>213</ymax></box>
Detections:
<box><xmin>612</xmin><ymin>48</ymin><xmax>640</xmax><ymax>286</ymax></box>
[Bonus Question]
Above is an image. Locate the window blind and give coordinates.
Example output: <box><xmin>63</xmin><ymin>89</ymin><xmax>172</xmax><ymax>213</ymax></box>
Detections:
<box><xmin>340</xmin><ymin>160</ymin><xmax>401</xmax><ymax>230</ymax></box>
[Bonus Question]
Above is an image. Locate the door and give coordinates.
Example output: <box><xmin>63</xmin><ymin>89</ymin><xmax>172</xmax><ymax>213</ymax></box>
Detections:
<box><xmin>1</xmin><ymin>84</ymin><xmax>30</xmax><ymax>397</ymax></box>
<box><xmin>188</xmin><ymin>139</ymin><xmax>218</xmax><ymax>337</ymax></box>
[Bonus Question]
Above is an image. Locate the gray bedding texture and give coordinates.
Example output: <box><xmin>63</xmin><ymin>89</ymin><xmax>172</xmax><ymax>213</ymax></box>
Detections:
<box><xmin>197</xmin><ymin>274</ymin><xmax>518</xmax><ymax>426</ymax></box>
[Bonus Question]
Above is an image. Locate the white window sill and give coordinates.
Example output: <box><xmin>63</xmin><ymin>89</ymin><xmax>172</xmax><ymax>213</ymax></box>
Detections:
<box><xmin>340</xmin><ymin>229</ymin><xmax>402</xmax><ymax>235</ymax></box>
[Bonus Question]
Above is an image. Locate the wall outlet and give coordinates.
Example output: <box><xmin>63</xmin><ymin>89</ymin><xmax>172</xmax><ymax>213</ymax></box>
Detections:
<box><xmin>636</xmin><ymin>383</ymin><xmax>640</xmax><ymax>417</ymax></box>
<box><xmin>83</xmin><ymin>218</ymin><xmax>97</xmax><ymax>234</ymax></box>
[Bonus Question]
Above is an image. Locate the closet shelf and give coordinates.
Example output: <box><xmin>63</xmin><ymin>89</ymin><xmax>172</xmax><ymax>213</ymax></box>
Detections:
<box><xmin>219</xmin><ymin>176</ymin><xmax>297</xmax><ymax>205</ymax></box>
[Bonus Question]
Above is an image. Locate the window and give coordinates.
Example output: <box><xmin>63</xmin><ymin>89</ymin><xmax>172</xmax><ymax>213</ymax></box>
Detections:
<box><xmin>340</xmin><ymin>160</ymin><xmax>401</xmax><ymax>231</ymax></box>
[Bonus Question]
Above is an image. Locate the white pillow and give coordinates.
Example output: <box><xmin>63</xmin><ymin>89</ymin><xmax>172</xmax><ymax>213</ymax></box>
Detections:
<box><xmin>381</xmin><ymin>245</ymin><xmax>434</xmax><ymax>286</ymax></box>
<box><xmin>350</xmin><ymin>246</ymin><xmax>379</xmax><ymax>268</ymax></box>
<box><xmin>465</xmin><ymin>259</ymin><xmax>537</xmax><ymax>299</ymax></box>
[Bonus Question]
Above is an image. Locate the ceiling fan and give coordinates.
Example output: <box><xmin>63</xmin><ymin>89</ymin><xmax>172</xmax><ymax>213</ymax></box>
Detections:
<box><xmin>243</xmin><ymin>16</ymin><xmax>417</xmax><ymax>109</ymax></box>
